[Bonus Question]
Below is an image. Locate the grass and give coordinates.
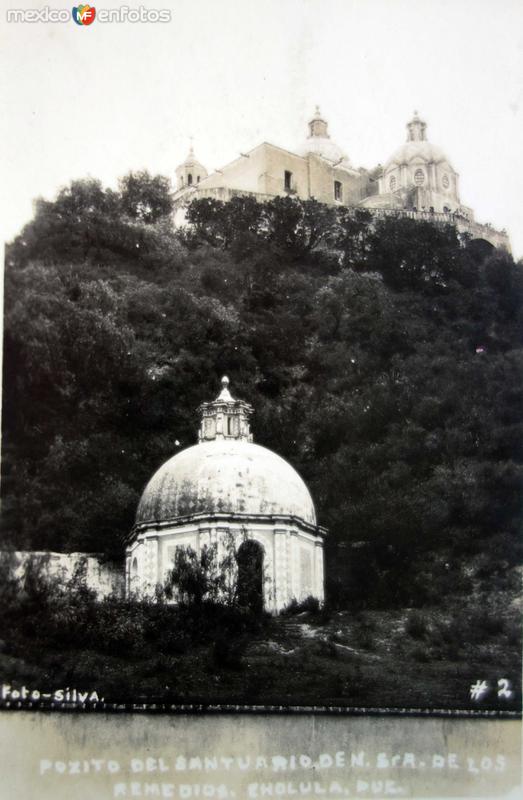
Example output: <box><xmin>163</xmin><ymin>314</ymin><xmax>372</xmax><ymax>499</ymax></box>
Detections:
<box><xmin>1</xmin><ymin>599</ymin><xmax>520</xmax><ymax>712</ymax></box>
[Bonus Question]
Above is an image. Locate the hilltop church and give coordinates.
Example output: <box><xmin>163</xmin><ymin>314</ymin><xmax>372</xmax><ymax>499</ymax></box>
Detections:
<box><xmin>173</xmin><ymin>108</ymin><xmax>509</xmax><ymax>251</ymax></box>
<box><xmin>7</xmin><ymin>110</ymin><xmax>510</xmax><ymax>609</ymax></box>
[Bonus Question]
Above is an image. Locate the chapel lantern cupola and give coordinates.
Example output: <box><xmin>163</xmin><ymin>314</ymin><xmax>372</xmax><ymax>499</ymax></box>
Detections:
<box><xmin>198</xmin><ymin>376</ymin><xmax>253</xmax><ymax>443</ymax></box>
<box><xmin>308</xmin><ymin>106</ymin><xmax>330</xmax><ymax>139</ymax></box>
<box><xmin>406</xmin><ymin>111</ymin><xmax>427</xmax><ymax>142</ymax></box>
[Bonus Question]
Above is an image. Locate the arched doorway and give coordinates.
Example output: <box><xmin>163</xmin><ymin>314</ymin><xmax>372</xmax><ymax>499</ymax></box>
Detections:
<box><xmin>236</xmin><ymin>540</ymin><xmax>264</xmax><ymax>612</ymax></box>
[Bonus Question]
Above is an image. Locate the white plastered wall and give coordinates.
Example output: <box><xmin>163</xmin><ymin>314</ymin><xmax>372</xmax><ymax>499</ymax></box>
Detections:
<box><xmin>126</xmin><ymin>519</ymin><xmax>325</xmax><ymax>612</ymax></box>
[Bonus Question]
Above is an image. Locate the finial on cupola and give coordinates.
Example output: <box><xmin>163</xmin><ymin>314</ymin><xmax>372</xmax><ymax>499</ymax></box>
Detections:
<box><xmin>218</xmin><ymin>375</ymin><xmax>233</xmax><ymax>402</ymax></box>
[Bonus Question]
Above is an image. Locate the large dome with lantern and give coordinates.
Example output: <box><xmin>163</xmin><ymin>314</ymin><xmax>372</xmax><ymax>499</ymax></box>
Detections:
<box><xmin>384</xmin><ymin>112</ymin><xmax>453</xmax><ymax>170</ymax></box>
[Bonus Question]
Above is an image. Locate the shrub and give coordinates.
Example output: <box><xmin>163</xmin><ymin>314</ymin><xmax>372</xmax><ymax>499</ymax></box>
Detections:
<box><xmin>315</xmin><ymin>639</ymin><xmax>338</xmax><ymax>659</ymax></box>
<box><xmin>411</xmin><ymin>645</ymin><xmax>430</xmax><ymax>663</ymax></box>
<box><xmin>482</xmin><ymin>614</ymin><xmax>505</xmax><ymax>637</ymax></box>
<box><xmin>212</xmin><ymin>634</ymin><xmax>245</xmax><ymax>670</ymax></box>
<box><xmin>280</xmin><ymin>596</ymin><xmax>320</xmax><ymax>616</ymax></box>
<box><xmin>280</xmin><ymin>598</ymin><xmax>299</xmax><ymax>616</ymax></box>
<box><xmin>357</xmin><ymin>628</ymin><xmax>375</xmax><ymax>651</ymax></box>
<box><xmin>405</xmin><ymin>611</ymin><xmax>427</xmax><ymax>639</ymax></box>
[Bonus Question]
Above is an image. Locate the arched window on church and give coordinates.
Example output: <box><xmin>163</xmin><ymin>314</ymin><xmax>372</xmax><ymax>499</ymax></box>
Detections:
<box><xmin>414</xmin><ymin>169</ymin><xmax>425</xmax><ymax>186</ymax></box>
<box><xmin>389</xmin><ymin>175</ymin><xmax>396</xmax><ymax>191</ymax></box>
<box><xmin>188</xmin><ymin>173</ymin><xmax>193</xmax><ymax>186</ymax></box>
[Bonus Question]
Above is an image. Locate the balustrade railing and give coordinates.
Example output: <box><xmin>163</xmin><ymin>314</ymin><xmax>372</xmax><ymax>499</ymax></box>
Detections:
<box><xmin>174</xmin><ymin>186</ymin><xmax>508</xmax><ymax>246</ymax></box>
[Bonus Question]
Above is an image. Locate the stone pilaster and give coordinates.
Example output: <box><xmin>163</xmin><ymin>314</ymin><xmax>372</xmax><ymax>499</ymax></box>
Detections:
<box><xmin>146</xmin><ymin>536</ymin><xmax>159</xmax><ymax>593</ymax></box>
<box><xmin>273</xmin><ymin>529</ymin><xmax>288</xmax><ymax>611</ymax></box>
<box><xmin>287</xmin><ymin>530</ymin><xmax>298</xmax><ymax>601</ymax></box>
<box><xmin>315</xmin><ymin>540</ymin><xmax>325</xmax><ymax>602</ymax></box>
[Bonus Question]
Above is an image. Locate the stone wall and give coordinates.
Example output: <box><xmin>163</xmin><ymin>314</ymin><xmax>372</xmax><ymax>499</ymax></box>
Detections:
<box><xmin>6</xmin><ymin>551</ymin><xmax>125</xmax><ymax>599</ymax></box>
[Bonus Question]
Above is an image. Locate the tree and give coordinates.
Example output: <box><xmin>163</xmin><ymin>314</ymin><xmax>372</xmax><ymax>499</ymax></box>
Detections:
<box><xmin>165</xmin><ymin>544</ymin><xmax>222</xmax><ymax>605</ymax></box>
<box><xmin>365</xmin><ymin>216</ymin><xmax>466</xmax><ymax>293</ymax></box>
<box><xmin>119</xmin><ymin>171</ymin><xmax>174</xmax><ymax>224</ymax></box>
<box><xmin>165</xmin><ymin>534</ymin><xmax>242</xmax><ymax>607</ymax></box>
<box><xmin>3</xmin><ymin>184</ymin><xmax>522</xmax><ymax>612</ymax></box>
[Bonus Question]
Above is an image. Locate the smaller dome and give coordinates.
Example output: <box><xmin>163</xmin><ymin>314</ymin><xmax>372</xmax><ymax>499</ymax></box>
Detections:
<box><xmin>298</xmin><ymin>106</ymin><xmax>351</xmax><ymax>165</ymax></box>
<box><xmin>299</xmin><ymin>136</ymin><xmax>350</xmax><ymax>164</ymax></box>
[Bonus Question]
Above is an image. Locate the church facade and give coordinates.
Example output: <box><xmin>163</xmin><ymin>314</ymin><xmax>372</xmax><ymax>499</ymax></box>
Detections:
<box><xmin>173</xmin><ymin>109</ymin><xmax>509</xmax><ymax>251</ymax></box>
<box><xmin>125</xmin><ymin>378</ymin><xmax>326</xmax><ymax>612</ymax></box>
<box><xmin>174</xmin><ymin>107</ymin><xmax>375</xmax><ymax>211</ymax></box>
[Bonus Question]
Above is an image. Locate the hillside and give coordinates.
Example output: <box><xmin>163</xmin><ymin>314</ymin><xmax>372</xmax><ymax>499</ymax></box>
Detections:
<box><xmin>2</xmin><ymin>177</ymin><xmax>523</xmax><ymax>616</ymax></box>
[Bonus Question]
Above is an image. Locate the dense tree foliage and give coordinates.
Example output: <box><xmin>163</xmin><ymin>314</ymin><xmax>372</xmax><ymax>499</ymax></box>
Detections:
<box><xmin>3</xmin><ymin>184</ymin><xmax>522</xmax><ymax>607</ymax></box>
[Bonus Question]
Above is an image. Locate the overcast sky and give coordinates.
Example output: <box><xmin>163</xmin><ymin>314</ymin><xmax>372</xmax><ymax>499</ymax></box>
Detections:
<box><xmin>1</xmin><ymin>0</ymin><xmax>522</xmax><ymax>255</ymax></box>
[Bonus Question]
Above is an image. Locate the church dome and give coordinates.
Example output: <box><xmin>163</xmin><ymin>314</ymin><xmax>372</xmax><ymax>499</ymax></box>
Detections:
<box><xmin>136</xmin><ymin>439</ymin><xmax>316</xmax><ymax>526</ymax></box>
<box><xmin>385</xmin><ymin>140</ymin><xmax>449</xmax><ymax>168</ymax></box>
<box><xmin>135</xmin><ymin>377</ymin><xmax>316</xmax><ymax>527</ymax></box>
<box><xmin>298</xmin><ymin>106</ymin><xmax>351</xmax><ymax>165</ymax></box>
<box><xmin>384</xmin><ymin>112</ymin><xmax>452</xmax><ymax>169</ymax></box>
<box><xmin>299</xmin><ymin>136</ymin><xmax>349</xmax><ymax>164</ymax></box>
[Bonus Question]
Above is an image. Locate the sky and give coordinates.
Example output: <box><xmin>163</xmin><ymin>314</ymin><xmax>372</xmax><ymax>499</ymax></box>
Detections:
<box><xmin>1</xmin><ymin>0</ymin><xmax>523</xmax><ymax>255</ymax></box>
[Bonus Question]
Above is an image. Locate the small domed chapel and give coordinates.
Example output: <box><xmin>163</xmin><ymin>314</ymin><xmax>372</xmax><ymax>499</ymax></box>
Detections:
<box><xmin>126</xmin><ymin>378</ymin><xmax>326</xmax><ymax>612</ymax></box>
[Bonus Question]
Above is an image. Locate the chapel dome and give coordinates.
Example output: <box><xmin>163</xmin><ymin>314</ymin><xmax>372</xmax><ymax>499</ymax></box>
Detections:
<box><xmin>135</xmin><ymin>377</ymin><xmax>316</xmax><ymax>528</ymax></box>
<box><xmin>136</xmin><ymin>439</ymin><xmax>317</xmax><ymax>526</ymax></box>
<box><xmin>384</xmin><ymin>112</ymin><xmax>453</xmax><ymax>170</ymax></box>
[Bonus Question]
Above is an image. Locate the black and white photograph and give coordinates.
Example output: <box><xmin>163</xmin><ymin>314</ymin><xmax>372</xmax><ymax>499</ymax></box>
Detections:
<box><xmin>1</xmin><ymin>0</ymin><xmax>522</xmax><ymax>744</ymax></box>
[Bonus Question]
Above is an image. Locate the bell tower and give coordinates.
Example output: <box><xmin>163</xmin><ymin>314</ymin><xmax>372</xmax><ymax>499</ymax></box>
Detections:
<box><xmin>175</xmin><ymin>140</ymin><xmax>208</xmax><ymax>190</ymax></box>
<box><xmin>198</xmin><ymin>376</ymin><xmax>253</xmax><ymax>443</ymax></box>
